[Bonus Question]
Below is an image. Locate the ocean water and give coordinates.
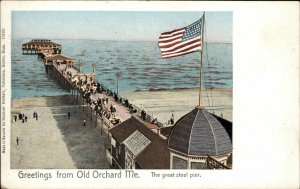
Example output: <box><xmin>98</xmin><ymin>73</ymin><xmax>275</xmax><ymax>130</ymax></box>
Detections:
<box><xmin>12</xmin><ymin>39</ymin><xmax>232</xmax><ymax>99</ymax></box>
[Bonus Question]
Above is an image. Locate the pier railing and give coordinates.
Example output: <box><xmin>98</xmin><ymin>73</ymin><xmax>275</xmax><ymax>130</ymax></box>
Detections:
<box><xmin>73</xmin><ymin>65</ymin><xmax>80</xmax><ymax>72</ymax></box>
<box><xmin>204</xmin><ymin>156</ymin><xmax>230</xmax><ymax>169</ymax></box>
<box><xmin>102</xmin><ymin>114</ymin><xmax>115</xmax><ymax>129</ymax></box>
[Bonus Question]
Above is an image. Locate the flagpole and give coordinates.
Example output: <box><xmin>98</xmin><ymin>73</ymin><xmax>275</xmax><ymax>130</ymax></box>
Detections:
<box><xmin>199</xmin><ymin>12</ymin><xmax>205</xmax><ymax>108</ymax></box>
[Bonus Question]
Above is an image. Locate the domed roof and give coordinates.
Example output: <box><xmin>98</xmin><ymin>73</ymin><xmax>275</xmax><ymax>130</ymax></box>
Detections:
<box><xmin>168</xmin><ymin>108</ymin><xmax>232</xmax><ymax>156</ymax></box>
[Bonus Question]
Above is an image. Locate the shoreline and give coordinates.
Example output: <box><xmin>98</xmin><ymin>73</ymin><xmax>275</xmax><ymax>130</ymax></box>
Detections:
<box><xmin>12</xmin><ymin>87</ymin><xmax>232</xmax><ymax>122</ymax></box>
<box><xmin>11</xmin><ymin>95</ymin><xmax>76</xmax><ymax>109</ymax></box>
<box><xmin>11</xmin><ymin>87</ymin><xmax>232</xmax><ymax>100</ymax></box>
<box><xmin>120</xmin><ymin>88</ymin><xmax>232</xmax><ymax>122</ymax></box>
<box><xmin>133</xmin><ymin>87</ymin><xmax>232</xmax><ymax>92</ymax></box>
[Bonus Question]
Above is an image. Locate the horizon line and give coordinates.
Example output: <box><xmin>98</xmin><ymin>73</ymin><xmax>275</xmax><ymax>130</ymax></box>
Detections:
<box><xmin>13</xmin><ymin>37</ymin><xmax>232</xmax><ymax>44</ymax></box>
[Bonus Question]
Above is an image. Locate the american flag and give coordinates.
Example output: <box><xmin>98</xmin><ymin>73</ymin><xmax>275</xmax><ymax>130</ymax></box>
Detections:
<box><xmin>158</xmin><ymin>18</ymin><xmax>203</xmax><ymax>59</ymax></box>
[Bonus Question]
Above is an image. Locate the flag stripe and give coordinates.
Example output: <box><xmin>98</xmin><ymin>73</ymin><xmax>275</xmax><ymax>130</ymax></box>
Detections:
<box><xmin>162</xmin><ymin>46</ymin><xmax>201</xmax><ymax>58</ymax></box>
<box><xmin>160</xmin><ymin>37</ymin><xmax>201</xmax><ymax>52</ymax></box>
<box><xmin>158</xmin><ymin>35</ymin><xmax>183</xmax><ymax>43</ymax></box>
<box><xmin>159</xmin><ymin>41</ymin><xmax>181</xmax><ymax>49</ymax></box>
<box><xmin>162</xmin><ymin>43</ymin><xmax>202</xmax><ymax>56</ymax></box>
<box><xmin>159</xmin><ymin>31</ymin><xmax>185</xmax><ymax>39</ymax></box>
<box><xmin>158</xmin><ymin>38</ymin><xmax>182</xmax><ymax>47</ymax></box>
<box><xmin>160</xmin><ymin>28</ymin><xmax>184</xmax><ymax>36</ymax></box>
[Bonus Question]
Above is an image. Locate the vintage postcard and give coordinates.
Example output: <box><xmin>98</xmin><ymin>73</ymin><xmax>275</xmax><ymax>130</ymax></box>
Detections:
<box><xmin>1</xmin><ymin>1</ymin><xmax>299</xmax><ymax>189</ymax></box>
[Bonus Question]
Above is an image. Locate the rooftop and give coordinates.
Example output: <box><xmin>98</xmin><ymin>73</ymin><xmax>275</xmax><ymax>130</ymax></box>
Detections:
<box><xmin>168</xmin><ymin>108</ymin><xmax>232</xmax><ymax>157</ymax></box>
<box><xmin>109</xmin><ymin>116</ymin><xmax>170</xmax><ymax>169</ymax></box>
<box><xmin>31</xmin><ymin>39</ymin><xmax>51</xmax><ymax>42</ymax></box>
<box><xmin>22</xmin><ymin>39</ymin><xmax>61</xmax><ymax>47</ymax></box>
<box><xmin>45</xmin><ymin>54</ymin><xmax>75</xmax><ymax>61</ymax></box>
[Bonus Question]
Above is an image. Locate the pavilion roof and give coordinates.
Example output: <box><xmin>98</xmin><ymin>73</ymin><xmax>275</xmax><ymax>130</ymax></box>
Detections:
<box><xmin>45</xmin><ymin>54</ymin><xmax>75</xmax><ymax>61</ymax></box>
<box><xmin>168</xmin><ymin>108</ymin><xmax>232</xmax><ymax>157</ymax></box>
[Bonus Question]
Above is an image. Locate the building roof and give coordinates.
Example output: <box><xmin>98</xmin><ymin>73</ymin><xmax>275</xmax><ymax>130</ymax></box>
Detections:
<box><xmin>145</xmin><ymin>122</ymin><xmax>160</xmax><ymax>130</ymax></box>
<box><xmin>160</xmin><ymin>126</ymin><xmax>173</xmax><ymax>139</ymax></box>
<box><xmin>212</xmin><ymin>114</ymin><xmax>232</xmax><ymax>141</ymax></box>
<box><xmin>168</xmin><ymin>108</ymin><xmax>232</xmax><ymax>157</ymax></box>
<box><xmin>32</xmin><ymin>39</ymin><xmax>51</xmax><ymax>42</ymax></box>
<box><xmin>109</xmin><ymin>116</ymin><xmax>170</xmax><ymax>169</ymax></box>
<box><xmin>22</xmin><ymin>41</ymin><xmax>61</xmax><ymax>46</ymax></box>
<box><xmin>45</xmin><ymin>54</ymin><xmax>75</xmax><ymax>61</ymax></box>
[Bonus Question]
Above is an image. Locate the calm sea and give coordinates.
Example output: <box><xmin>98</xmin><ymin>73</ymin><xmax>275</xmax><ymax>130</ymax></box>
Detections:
<box><xmin>12</xmin><ymin>39</ymin><xmax>232</xmax><ymax>99</ymax></box>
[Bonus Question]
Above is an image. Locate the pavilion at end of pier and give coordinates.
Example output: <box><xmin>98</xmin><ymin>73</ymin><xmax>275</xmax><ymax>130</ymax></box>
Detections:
<box><xmin>22</xmin><ymin>39</ymin><xmax>62</xmax><ymax>55</ymax></box>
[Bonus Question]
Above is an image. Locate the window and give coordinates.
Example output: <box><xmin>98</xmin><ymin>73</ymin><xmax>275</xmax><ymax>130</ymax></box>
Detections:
<box><xmin>191</xmin><ymin>162</ymin><xmax>205</xmax><ymax>169</ymax></box>
<box><xmin>173</xmin><ymin>156</ymin><xmax>187</xmax><ymax>169</ymax></box>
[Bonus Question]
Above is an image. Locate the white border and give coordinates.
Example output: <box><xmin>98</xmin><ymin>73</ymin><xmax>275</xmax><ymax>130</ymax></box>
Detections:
<box><xmin>1</xmin><ymin>1</ymin><xmax>299</xmax><ymax>189</ymax></box>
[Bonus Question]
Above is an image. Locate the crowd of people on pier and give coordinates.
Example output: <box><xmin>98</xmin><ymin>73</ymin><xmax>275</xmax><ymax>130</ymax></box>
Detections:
<box><xmin>69</xmin><ymin>77</ymin><xmax>163</xmax><ymax>127</ymax></box>
<box><xmin>47</xmin><ymin>61</ymin><xmax>173</xmax><ymax>128</ymax></box>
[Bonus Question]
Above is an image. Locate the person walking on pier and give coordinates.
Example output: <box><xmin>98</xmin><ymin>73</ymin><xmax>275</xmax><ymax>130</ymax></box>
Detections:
<box><xmin>25</xmin><ymin>116</ymin><xmax>28</xmax><ymax>122</ymax></box>
<box><xmin>110</xmin><ymin>104</ymin><xmax>114</xmax><ymax>113</ymax></box>
<box><xmin>169</xmin><ymin>113</ymin><xmax>174</xmax><ymax>125</ymax></box>
<box><xmin>68</xmin><ymin>112</ymin><xmax>71</xmax><ymax>119</ymax></box>
<box><xmin>83</xmin><ymin>119</ymin><xmax>86</xmax><ymax>126</ymax></box>
<box><xmin>36</xmin><ymin>113</ymin><xmax>38</xmax><ymax>121</ymax></box>
<box><xmin>33</xmin><ymin>111</ymin><xmax>37</xmax><ymax>118</ymax></box>
<box><xmin>16</xmin><ymin>137</ymin><xmax>19</xmax><ymax>145</ymax></box>
<box><xmin>141</xmin><ymin>109</ymin><xmax>146</xmax><ymax>120</ymax></box>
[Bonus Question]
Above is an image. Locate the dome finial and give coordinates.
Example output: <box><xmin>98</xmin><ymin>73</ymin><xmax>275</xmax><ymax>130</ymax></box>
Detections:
<box><xmin>195</xmin><ymin>105</ymin><xmax>205</xmax><ymax>110</ymax></box>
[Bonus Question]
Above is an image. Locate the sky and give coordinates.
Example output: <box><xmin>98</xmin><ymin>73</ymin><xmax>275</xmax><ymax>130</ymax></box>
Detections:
<box><xmin>12</xmin><ymin>11</ymin><xmax>232</xmax><ymax>42</ymax></box>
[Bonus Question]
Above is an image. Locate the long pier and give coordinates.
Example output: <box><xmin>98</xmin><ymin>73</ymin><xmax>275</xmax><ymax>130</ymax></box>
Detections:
<box><xmin>22</xmin><ymin>39</ymin><xmax>167</xmax><ymax>136</ymax></box>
